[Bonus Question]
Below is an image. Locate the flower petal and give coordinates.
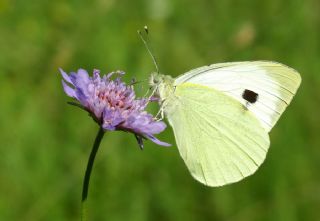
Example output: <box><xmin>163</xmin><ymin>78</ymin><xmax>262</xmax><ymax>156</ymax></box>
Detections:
<box><xmin>143</xmin><ymin>121</ymin><xmax>167</xmax><ymax>134</ymax></box>
<box><xmin>69</xmin><ymin>70</ymin><xmax>91</xmax><ymax>99</ymax></box>
<box><xmin>74</xmin><ymin>88</ymin><xmax>89</xmax><ymax>106</ymax></box>
<box><xmin>149</xmin><ymin>96</ymin><xmax>160</xmax><ymax>102</ymax></box>
<box><xmin>102</xmin><ymin>124</ymin><xmax>116</xmax><ymax>131</ymax></box>
<box><xmin>145</xmin><ymin>134</ymin><xmax>171</xmax><ymax>147</ymax></box>
<box><xmin>59</xmin><ymin>68</ymin><xmax>73</xmax><ymax>84</ymax></box>
<box><xmin>62</xmin><ymin>80</ymin><xmax>76</xmax><ymax>98</ymax></box>
<box><xmin>77</xmin><ymin>69</ymin><xmax>90</xmax><ymax>83</ymax></box>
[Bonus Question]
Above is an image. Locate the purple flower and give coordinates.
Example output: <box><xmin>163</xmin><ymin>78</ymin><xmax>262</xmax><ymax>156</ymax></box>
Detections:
<box><xmin>60</xmin><ymin>68</ymin><xmax>170</xmax><ymax>147</ymax></box>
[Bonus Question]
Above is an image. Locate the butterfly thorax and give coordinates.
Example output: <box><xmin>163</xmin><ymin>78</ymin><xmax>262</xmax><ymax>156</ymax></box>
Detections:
<box><xmin>149</xmin><ymin>72</ymin><xmax>175</xmax><ymax>103</ymax></box>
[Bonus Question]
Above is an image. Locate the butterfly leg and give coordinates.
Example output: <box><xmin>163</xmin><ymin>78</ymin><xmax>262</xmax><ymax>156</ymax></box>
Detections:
<box><xmin>154</xmin><ymin>100</ymin><xmax>167</xmax><ymax>122</ymax></box>
<box><xmin>146</xmin><ymin>86</ymin><xmax>158</xmax><ymax>102</ymax></box>
<box><xmin>154</xmin><ymin>108</ymin><xmax>164</xmax><ymax>121</ymax></box>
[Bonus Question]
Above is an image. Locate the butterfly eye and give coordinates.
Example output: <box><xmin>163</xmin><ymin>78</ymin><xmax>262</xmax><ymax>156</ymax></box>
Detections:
<box><xmin>151</xmin><ymin>75</ymin><xmax>160</xmax><ymax>84</ymax></box>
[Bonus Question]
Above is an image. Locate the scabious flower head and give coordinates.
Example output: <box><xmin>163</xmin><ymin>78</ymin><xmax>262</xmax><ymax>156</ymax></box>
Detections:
<box><xmin>60</xmin><ymin>68</ymin><xmax>169</xmax><ymax>146</ymax></box>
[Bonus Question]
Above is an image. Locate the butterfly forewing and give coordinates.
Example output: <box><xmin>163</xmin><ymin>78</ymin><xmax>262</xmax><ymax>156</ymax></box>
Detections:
<box><xmin>174</xmin><ymin>61</ymin><xmax>301</xmax><ymax>132</ymax></box>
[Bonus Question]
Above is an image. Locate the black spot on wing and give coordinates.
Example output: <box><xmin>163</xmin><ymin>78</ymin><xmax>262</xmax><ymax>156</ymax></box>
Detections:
<box><xmin>242</xmin><ymin>89</ymin><xmax>258</xmax><ymax>103</ymax></box>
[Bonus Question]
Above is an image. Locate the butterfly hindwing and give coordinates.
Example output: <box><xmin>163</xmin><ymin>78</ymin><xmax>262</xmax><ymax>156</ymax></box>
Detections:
<box><xmin>164</xmin><ymin>83</ymin><xmax>270</xmax><ymax>186</ymax></box>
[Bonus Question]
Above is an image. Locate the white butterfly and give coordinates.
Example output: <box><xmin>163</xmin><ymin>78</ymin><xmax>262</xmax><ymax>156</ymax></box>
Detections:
<box><xmin>150</xmin><ymin>61</ymin><xmax>301</xmax><ymax>187</ymax></box>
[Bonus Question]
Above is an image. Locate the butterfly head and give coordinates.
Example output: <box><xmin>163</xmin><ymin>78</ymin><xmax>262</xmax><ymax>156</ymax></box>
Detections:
<box><xmin>149</xmin><ymin>72</ymin><xmax>163</xmax><ymax>87</ymax></box>
<box><xmin>149</xmin><ymin>72</ymin><xmax>174</xmax><ymax>101</ymax></box>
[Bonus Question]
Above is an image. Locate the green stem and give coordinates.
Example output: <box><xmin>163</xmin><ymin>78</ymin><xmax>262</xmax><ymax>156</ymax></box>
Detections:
<box><xmin>81</xmin><ymin>127</ymin><xmax>105</xmax><ymax>221</ymax></box>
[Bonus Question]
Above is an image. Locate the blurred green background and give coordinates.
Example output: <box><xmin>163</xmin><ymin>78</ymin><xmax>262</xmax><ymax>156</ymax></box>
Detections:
<box><xmin>1</xmin><ymin>0</ymin><xmax>319</xmax><ymax>220</ymax></box>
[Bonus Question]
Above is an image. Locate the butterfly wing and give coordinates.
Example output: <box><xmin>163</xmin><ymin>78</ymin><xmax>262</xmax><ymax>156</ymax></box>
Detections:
<box><xmin>164</xmin><ymin>83</ymin><xmax>270</xmax><ymax>186</ymax></box>
<box><xmin>174</xmin><ymin>61</ymin><xmax>301</xmax><ymax>132</ymax></box>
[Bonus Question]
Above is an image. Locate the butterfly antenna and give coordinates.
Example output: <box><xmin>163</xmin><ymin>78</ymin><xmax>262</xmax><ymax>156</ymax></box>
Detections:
<box><xmin>138</xmin><ymin>26</ymin><xmax>160</xmax><ymax>74</ymax></box>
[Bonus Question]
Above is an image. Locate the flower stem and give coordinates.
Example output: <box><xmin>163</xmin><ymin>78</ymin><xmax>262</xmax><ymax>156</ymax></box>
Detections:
<box><xmin>81</xmin><ymin>127</ymin><xmax>105</xmax><ymax>221</ymax></box>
